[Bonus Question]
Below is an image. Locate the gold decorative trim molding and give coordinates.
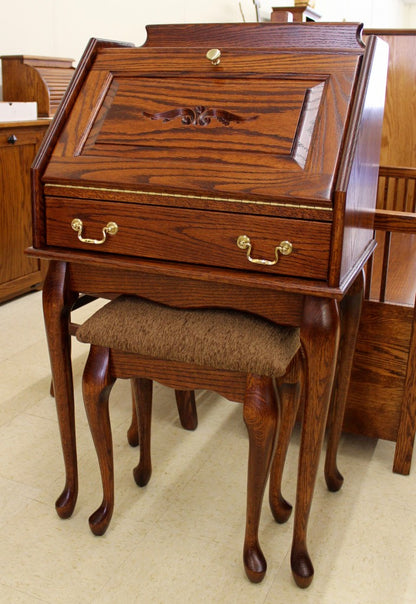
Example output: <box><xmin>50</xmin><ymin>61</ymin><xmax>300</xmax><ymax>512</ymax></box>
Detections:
<box><xmin>45</xmin><ymin>183</ymin><xmax>332</xmax><ymax>212</ymax></box>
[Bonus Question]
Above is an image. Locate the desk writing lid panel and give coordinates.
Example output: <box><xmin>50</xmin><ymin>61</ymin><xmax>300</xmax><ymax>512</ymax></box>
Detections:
<box><xmin>44</xmin><ymin>49</ymin><xmax>361</xmax><ymax>208</ymax></box>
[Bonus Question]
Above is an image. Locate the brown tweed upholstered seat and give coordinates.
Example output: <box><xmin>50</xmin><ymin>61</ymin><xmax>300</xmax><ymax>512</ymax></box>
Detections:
<box><xmin>76</xmin><ymin>294</ymin><xmax>302</xmax><ymax>584</ymax></box>
<box><xmin>76</xmin><ymin>295</ymin><xmax>300</xmax><ymax>377</ymax></box>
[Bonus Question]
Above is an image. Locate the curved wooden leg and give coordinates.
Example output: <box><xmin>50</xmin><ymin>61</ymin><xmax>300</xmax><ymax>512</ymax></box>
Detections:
<box><xmin>325</xmin><ymin>270</ymin><xmax>364</xmax><ymax>492</ymax></box>
<box><xmin>43</xmin><ymin>260</ymin><xmax>78</xmax><ymax>519</ymax></box>
<box><xmin>127</xmin><ymin>388</ymin><xmax>197</xmax><ymax>446</ymax></box>
<box><xmin>269</xmin><ymin>351</ymin><xmax>304</xmax><ymax>523</ymax></box>
<box><xmin>175</xmin><ymin>390</ymin><xmax>198</xmax><ymax>431</ymax></box>
<box><xmin>243</xmin><ymin>375</ymin><xmax>278</xmax><ymax>584</ymax></box>
<box><xmin>127</xmin><ymin>381</ymin><xmax>139</xmax><ymax>447</ymax></box>
<box><xmin>82</xmin><ymin>345</ymin><xmax>116</xmax><ymax>536</ymax></box>
<box><xmin>132</xmin><ymin>377</ymin><xmax>153</xmax><ymax>487</ymax></box>
<box><xmin>291</xmin><ymin>297</ymin><xmax>340</xmax><ymax>588</ymax></box>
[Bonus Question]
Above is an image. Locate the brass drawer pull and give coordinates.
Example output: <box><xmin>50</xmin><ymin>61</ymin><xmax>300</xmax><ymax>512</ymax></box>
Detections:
<box><xmin>236</xmin><ymin>235</ymin><xmax>292</xmax><ymax>266</ymax></box>
<box><xmin>71</xmin><ymin>218</ymin><xmax>118</xmax><ymax>245</ymax></box>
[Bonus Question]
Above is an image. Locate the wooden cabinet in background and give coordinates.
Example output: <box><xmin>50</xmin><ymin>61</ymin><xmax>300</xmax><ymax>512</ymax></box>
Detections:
<box><xmin>364</xmin><ymin>30</ymin><xmax>416</xmax><ymax>168</ymax></box>
<box><xmin>1</xmin><ymin>55</ymin><xmax>75</xmax><ymax>117</ymax></box>
<box><xmin>0</xmin><ymin>119</ymin><xmax>50</xmax><ymax>303</ymax></box>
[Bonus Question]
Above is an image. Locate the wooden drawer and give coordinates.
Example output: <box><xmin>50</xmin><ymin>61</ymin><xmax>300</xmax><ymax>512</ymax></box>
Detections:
<box><xmin>0</xmin><ymin>122</ymin><xmax>47</xmax><ymax>148</ymax></box>
<box><xmin>45</xmin><ymin>196</ymin><xmax>331</xmax><ymax>280</ymax></box>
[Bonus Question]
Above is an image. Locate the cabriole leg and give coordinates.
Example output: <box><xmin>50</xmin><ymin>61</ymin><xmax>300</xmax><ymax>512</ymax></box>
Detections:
<box><xmin>269</xmin><ymin>351</ymin><xmax>304</xmax><ymax>523</ymax></box>
<box><xmin>43</xmin><ymin>260</ymin><xmax>78</xmax><ymax>519</ymax></box>
<box><xmin>82</xmin><ymin>345</ymin><xmax>116</xmax><ymax>536</ymax></box>
<box><xmin>243</xmin><ymin>375</ymin><xmax>278</xmax><ymax>583</ymax></box>
<box><xmin>132</xmin><ymin>377</ymin><xmax>153</xmax><ymax>487</ymax></box>
<box><xmin>325</xmin><ymin>270</ymin><xmax>364</xmax><ymax>491</ymax></box>
<box><xmin>291</xmin><ymin>296</ymin><xmax>340</xmax><ymax>588</ymax></box>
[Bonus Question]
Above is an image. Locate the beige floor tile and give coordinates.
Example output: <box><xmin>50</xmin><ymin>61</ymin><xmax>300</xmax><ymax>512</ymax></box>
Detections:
<box><xmin>2</xmin><ymin>291</ymin><xmax>416</xmax><ymax>603</ymax></box>
<box><xmin>0</xmin><ymin>499</ymin><xmax>146</xmax><ymax>603</ymax></box>
<box><xmin>0</xmin><ymin>583</ymin><xmax>46</xmax><ymax>603</ymax></box>
<box><xmin>90</xmin><ymin>522</ymin><xmax>277</xmax><ymax>604</ymax></box>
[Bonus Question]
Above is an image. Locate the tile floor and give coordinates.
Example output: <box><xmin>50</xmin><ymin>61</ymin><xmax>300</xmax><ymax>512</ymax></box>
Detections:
<box><xmin>1</xmin><ymin>291</ymin><xmax>416</xmax><ymax>603</ymax></box>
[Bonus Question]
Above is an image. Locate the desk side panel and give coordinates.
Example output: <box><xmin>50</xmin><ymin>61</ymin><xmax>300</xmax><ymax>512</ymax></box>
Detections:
<box><xmin>330</xmin><ymin>36</ymin><xmax>389</xmax><ymax>288</ymax></box>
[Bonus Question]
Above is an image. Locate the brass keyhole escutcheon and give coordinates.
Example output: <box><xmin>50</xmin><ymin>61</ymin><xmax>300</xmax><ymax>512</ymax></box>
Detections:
<box><xmin>206</xmin><ymin>48</ymin><xmax>221</xmax><ymax>65</ymax></box>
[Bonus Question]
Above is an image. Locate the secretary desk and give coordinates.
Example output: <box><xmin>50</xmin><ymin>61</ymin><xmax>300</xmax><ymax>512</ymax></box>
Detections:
<box><xmin>28</xmin><ymin>23</ymin><xmax>388</xmax><ymax>587</ymax></box>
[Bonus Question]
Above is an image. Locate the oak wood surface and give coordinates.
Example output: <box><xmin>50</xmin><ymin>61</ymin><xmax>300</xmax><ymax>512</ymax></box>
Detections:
<box><xmin>29</xmin><ymin>23</ymin><xmax>387</xmax><ymax>587</ymax></box>
<box><xmin>1</xmin><ymin>55</ymin><xmax>75</xmax><ymax>117</ymax></box>
<box><xmin>364</xmin><ymin>30</ymin><xmax>416</xmax><ymax>168</ymax></box>
<box><xmin>44</xmin><ymin>196</ymin><xmax>331</xmax><ymax>280</ymax></box>
<box><xmin>344</xmin><ymin>166</ymin><xmax>416</xmax><ymax>474</ymax></box>
<box><xmin>0</xmin><ymin>120</ymin><xmax>49</xmax><ymax>303</ymax></box>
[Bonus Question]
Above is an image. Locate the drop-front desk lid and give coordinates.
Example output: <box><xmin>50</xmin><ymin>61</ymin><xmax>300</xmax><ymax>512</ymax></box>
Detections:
<box><xmin>42</xmin><ymin>34</ymin><xmax>367</xmax><ymax>212</ymax></box>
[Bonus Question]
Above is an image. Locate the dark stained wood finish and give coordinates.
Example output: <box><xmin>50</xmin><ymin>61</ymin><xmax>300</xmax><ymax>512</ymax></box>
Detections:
<box><xmin>45</xmin><ymin>196</ymin><xmax>332</xmax><ymax>280</ymax></box>
<box><xmin>0</xmin><ymin>120</ymin><xmax>49</xmax><ymax>303</ymax></box>
<box><xmin>29</xmin><ymin>23</ymin><xmax>387</xmax><ymax>587</ymax></box>
<box><xmin>127</xmin><ymin>386</ymin><xmax>197</xmax><ymax>447</ymax></box>
<box><xmin>82</xmin><ymin>343</ymin><xmax>285</xmax><ymax>583</ymax></box>
<box><xmin>325</xmin><ymin>269</ymin><xmax>365</xmax><ymax>491</ymax></box>
<box><xmin>270</xmin><ymin>352</ymin><xmax>304</xmax><ymax>523</ymax></box>
<box><xmin>143</xmin><ymin>22</ymin><xmax>365</xmax><ymax>50</ymax></box>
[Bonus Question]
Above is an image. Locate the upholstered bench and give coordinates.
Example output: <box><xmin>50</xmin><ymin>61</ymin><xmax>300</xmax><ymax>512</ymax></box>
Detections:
<box><xmin>76</xmin><ymin>294</ymin><xmax>301</xmax><ymax>583</ymax></box>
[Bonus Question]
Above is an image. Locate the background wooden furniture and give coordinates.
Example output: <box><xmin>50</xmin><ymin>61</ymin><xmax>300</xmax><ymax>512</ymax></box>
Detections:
<box><xmin>364</xmin><ymin>31</ymin><xmax>416</xmax><ymax>168</ymax></box>
<box><xmin>344</xmin><ymin>166</ymin><xmax>416</xmax><ymax>475</ymax></box>
<box><xmin>271</xmin><ymin>5</ymin><xmax>321</xmax><ymax>22</ymax></box>
<box><xmin>0</xmin><ymin>119</ymin><xmax>49</xmax><ymax>303</ymax></box>
<box><xmin>343</xmin><ymin>31</ymin><xmax>416</xmax><ymax>474</ymax></box>
<box><xmin>1</xmin><ymin>55</ymin><xmax>75</xmax><ymax>303</ymax></box>
<box><xmin>1</xmin><ymin>55</ymin><xmax>75</xmax><ymax>117</ymax></box>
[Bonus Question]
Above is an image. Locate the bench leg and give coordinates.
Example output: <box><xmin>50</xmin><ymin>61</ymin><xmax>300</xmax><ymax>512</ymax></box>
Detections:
<box><xmin>269</xmin><ymin>352</ymin><xmax>304</xmax><ymax>523</ymax></box>
<box><xmin>132</xmin><ymin>377</ymin><xmax>153</xmax><ymax>486</ymax></box>
<box><xmin>127</xmin><ymin>388</ymin><xmax>198</xmax><ymax>446</ymax></box>
<box><xmin>83</xmin><ymin>345</ymin><xmax>116</xmax><ymax>536</ymax></box>
<box><xmin>243</xmin><ymin>375</ymin><xmax>278</xmax><ymax>583</ymax></box>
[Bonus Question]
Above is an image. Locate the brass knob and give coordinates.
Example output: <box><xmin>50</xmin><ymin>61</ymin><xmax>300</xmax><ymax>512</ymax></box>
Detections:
<box><xmin>206</xmin><ymin>48</ymin><xmax>221</xmax><ymax>66</ymax></box>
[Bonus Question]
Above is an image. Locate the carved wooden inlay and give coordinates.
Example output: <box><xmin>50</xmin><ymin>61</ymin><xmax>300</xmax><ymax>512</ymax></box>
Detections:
<box><xmin>142</xmin><ymin>106</ymin><xmax>258</xmax><ymax>127</ymax></box>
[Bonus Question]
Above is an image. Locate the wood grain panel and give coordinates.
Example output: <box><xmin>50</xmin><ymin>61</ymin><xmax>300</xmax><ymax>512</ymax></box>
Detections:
<box><xmin>344</xmin><ymin>300</ymin><xmax>412</xmax><ymax>441</ymax></box>
<box><xmin>0</xmin><ymin>121</ymin><xmax>49</xmax><ymax>302</ymax></box>
<box><xmin>364</xmin><ymin>30</ymin><xmax>416</xmax><ymax>168</ymax></box>
<box><xmin>45</xmin><ymin>196</ymin><xmax>331</xmax><ymax>280</ymax></box>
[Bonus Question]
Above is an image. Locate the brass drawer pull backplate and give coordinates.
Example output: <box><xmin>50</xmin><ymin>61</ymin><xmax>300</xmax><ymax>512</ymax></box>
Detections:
<box><xmin>237</xmin><ymin>234</ymin><xmax>293</xmax><ymax>266</ymax></box>
<box><xmin>71</xmin><ymin>218</ymin><xmax>118</xmax><ymax>245</ymax></box>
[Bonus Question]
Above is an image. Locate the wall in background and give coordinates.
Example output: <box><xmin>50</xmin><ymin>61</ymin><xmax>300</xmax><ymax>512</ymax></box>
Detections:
<box><xmin>1</xmin><ymin>0</ymin><xmax>415</xmax><ymax>98</ymax></box>
<box><xmin>258</xmin><ymin>0</ymin><xmax>413</xmax><ymax>25</ymax></box>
